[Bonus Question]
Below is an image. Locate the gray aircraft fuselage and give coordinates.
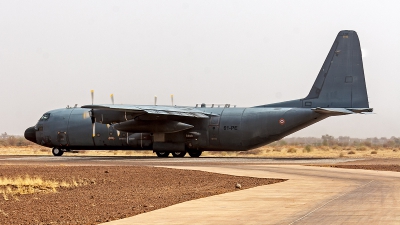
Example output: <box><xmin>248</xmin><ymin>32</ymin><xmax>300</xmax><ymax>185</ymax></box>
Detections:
<box><xmin>29</xmin><ymin>106</ymin><xmax>325</xmax><ymax>151</ymax></box>
<box><xmin>24</xmin><ymin>30</ymin><xmax>372</xmax><ymax>157</ymax></box>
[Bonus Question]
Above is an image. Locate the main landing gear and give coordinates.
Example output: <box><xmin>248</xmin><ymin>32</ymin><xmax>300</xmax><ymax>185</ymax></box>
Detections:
<box><xmin>155</xmin><ymin>151</ymin><xmax>170</xmax><ymax>157</ymax></box>
<box><xmin>188</xmin><ymin>150</ymin><xmax>202</xmax><ymax>157</ymax></box>
<box><xmin>171</xmin><ymin>151</ymin><xmax>186</xmax><ymax>157</ymax></box>
<box><xmin>155</xmin><ymin>150</ymin><xmax>202</xmax><ymax>158</ymax></box>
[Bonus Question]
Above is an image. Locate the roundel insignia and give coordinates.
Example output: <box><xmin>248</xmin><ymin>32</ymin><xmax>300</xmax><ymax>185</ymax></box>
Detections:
<box><xmin>279</xmin><ymin>118</ymin><xmax>285</xmax><ymax>125</ymax></box>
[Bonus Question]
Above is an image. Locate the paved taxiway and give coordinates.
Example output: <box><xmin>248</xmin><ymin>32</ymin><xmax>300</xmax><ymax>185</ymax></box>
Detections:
<box><xmin>1</xmin><ymin>156</ymin><xmax>399</xmax><ymax>224</ymax></box>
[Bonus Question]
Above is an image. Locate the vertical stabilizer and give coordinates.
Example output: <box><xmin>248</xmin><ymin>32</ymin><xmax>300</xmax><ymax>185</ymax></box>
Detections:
<box><xmin>258</xmin><ymin>30</ymin><xmax>369</xmax><ymax>109</ymax></box>
<box><xmin>304</xmin><ymin>30</ymin><xmax>369</xmax><ymax>108</ymax></box>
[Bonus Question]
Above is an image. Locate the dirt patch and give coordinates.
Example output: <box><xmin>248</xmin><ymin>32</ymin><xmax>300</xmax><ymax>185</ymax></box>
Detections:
<box><xmin>0</xmin><ymin>165</ymin><xmax>284</xmax><ymax>224</ymax></box>
<box><xmin>312</xmin><ymin>158</ymin><xmax>400</xmax><ymax>172</ymax></box>
<box><xmin>322</xmin><ymin>165</ymin><xmax>400</xmax><ymax>172</ymax></box>
<box><xmin>334</xmin><ymin>158</ymin><xmax>400</xmax><ymax>165</ymax></box>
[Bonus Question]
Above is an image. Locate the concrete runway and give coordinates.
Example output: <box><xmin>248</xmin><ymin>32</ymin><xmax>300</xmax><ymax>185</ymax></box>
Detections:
<box><xmin>1</xmin><ymin>156</ymin><xmax>399</xmax><ymax>224</ymax></box>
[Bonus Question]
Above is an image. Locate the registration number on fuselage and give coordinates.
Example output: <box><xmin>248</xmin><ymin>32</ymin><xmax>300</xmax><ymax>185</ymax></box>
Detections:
<box><xmin>223</xmin><ymin>126</ymin><xmax>238</xmax><ymax>131</ymax></box>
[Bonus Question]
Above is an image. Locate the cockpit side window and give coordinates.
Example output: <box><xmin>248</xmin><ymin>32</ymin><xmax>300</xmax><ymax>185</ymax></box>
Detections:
<box><xmin>39</xmin><ymin>113</ymin><xmax>51</xmax><ymax>121</ymax></box>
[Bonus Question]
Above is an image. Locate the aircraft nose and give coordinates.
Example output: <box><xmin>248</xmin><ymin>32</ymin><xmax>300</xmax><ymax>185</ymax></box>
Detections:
<box><xmin>24</xmin><ymin>126</ymin><xmax>36</xmax><ymax>143</ymax></box>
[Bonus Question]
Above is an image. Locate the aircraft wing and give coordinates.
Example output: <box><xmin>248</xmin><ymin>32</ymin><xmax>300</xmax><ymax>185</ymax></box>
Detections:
<box><xmin>81</xmin><ymin>104</ymin><xmax>211</xmax><ymax>124</ymax></box>
<box><xmin>82</xmin><ymin>104</ymin><xmax>210</xmax><ymax>118</ymax></box>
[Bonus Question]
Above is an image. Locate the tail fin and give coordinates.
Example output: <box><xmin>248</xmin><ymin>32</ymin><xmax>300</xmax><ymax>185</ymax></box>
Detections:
<box><xmin>304</xmin><ymin>30</ymin><xmax>369</xmax><ymax>108</ymax></box>
<box><xmin>258</xmin><ymin>30</ymin><xmax>370</xmax><ymax>109</ymax></box>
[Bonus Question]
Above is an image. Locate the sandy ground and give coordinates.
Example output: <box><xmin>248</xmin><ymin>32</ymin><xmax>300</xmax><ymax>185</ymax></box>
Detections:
<box><xmin>0</xmin><ymin>165</ymin><xmax>283</xmax><ymax>225</ymax></box>
<box><xmin>2</xmin><ymin>145</ymin><xmax>400</xmax><ymax>158</ymax></box>
<box><xmin>0</xmin><ymin>148</ymin><xmax>399</xmax><ymax>224</ymax></box>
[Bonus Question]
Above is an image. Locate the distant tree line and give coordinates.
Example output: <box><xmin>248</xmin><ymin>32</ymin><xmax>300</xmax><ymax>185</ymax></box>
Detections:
<box><xmin>1</xmin><ymin>131</ymin><xmax>400</xmax><ymax>148</ymax></box>
<box><xmin>0</xmin><ymin>132</ymin><xmax>34</xmax><ymax>147</ymax></box>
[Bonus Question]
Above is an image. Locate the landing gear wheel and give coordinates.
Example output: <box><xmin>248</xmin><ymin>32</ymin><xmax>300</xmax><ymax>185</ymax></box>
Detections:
<box><xmin>52</xmin><ymin>148</ymin><xmax>64</xmax><ymax>156</ymax></box>
<box><xmin>155</xmin><ymin>152</ymin><xmax>170</xmax><ymax>157</ymax></box>
<box><xmin>172</xmin><ymin>151</ymin><xmax>186</xmax><ymax>157</ymax></box>
<box><xmin>188</xmin><ymin>150</ymin><xmax>202</xmax><ymax>158</ymax></box>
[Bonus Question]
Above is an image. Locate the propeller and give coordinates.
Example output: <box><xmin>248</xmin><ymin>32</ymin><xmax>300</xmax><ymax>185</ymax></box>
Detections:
<box><xmin>154</xmin><ymin>95</ymin><xmax>157</xmax><ymax>106</ymax></box>
<box><xmin>171</xmin><ymin>94</ymin><xmax>174</xmax><ymax>106</ymax></box>
<box><xmin>110</xmin><ymin>94</ymin><xmax>114</xmax><ymax>105</ymax></box>
<box><xmin>92</xmin><ymin>121</ymin><xmax>96</xmax><ymax>137</ymax></box>
<box><xmin>90</xmin><ymin>90</ymin><xmax>96</xmax><ymax>137</ymax></box>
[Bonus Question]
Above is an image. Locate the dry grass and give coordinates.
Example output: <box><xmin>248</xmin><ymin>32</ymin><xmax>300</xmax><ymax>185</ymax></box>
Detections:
<box><xmin>207</xmin><ymin>145</ymin><xmax>400</xmax><ymax>158</ymax></box>
<box><xmin>1</xmin><ymin>145</ymin><xmax>400</xmax><ymax>158</ymax></box>
<box><xmin>0</xmin><ymin>175</ymin><xmax>90</xmax><ymax>200</ymax></box>
<box><xmin>0</xmin><ymin>146</ymin><xmax>154</xmax><ymax>157</ymax></box>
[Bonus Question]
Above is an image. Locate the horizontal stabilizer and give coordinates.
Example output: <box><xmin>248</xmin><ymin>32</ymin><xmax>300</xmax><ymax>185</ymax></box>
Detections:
<box><xmin>347</xmin><ymin>108</ymin><xmax>373</xmax><ymax>113</ymax></box>
<box><xmin>312</xmin><ymin>107</ymin><xmax>373</xmax><ymax>115</ymax></box>
<box><xmin>312</xmin><ymin>108</ymin><xmax>354</xmax><ymax>115</ymax></box>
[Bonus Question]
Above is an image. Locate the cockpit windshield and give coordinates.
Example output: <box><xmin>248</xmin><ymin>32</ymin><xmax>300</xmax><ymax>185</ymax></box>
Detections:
<box><xmin>39</xmin><ymin>113</ymin><xmax>50</xmax><ymax>121</ymax></box>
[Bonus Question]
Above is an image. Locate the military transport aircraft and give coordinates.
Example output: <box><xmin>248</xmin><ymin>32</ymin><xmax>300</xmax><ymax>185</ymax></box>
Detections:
<box><xmin>24</xmin><ymin>30</ymin><xmax>372</xmax><ymax>157</ymax></box>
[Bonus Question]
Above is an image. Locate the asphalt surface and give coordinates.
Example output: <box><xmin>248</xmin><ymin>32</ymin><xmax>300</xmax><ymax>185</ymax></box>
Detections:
<box><xmin>0</xmin><ymin>155</ymin><xmax>358</xmax><ymax>166</ymax></box>
<box><xmin>1</xmin><ymin>156</ymin><xmax>399</xmax><ymax>224</ymax></box>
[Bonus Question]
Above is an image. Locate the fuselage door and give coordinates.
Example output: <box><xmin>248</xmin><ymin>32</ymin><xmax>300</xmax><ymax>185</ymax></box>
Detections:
<box><xmin>57</xmin><ymin>131</ymin><xmax>68</xmax><ymax>145</ymax></box>
<box><xmin>208</xmin><ymin>116</ymin><xmax>220</xmax><ymax>146</ymax></box>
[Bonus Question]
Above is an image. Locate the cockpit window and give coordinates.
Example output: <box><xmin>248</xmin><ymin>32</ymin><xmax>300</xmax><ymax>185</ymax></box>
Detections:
<box><xmin>39</xmin><ymin>113</ymin><xmax>51</xmax><ymax>121</ymax></box>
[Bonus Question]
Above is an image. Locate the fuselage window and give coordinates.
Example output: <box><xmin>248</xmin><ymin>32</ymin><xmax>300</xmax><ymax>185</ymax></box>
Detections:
<box><xmin>39</xmin><ymin>113</ymin><xmax>51</xmax><ymax>121</ymax></box>
<box><xmin>210</xmin><ymin>116</ymin><xmax>220</xmax><ymax>125</ymax></box>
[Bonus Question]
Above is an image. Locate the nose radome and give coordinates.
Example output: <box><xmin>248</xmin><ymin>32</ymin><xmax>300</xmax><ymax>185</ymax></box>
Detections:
<box><xmin>24</xmin><ymin>126</ymin><xmax>36</xmax><ymax>143</ymax></box>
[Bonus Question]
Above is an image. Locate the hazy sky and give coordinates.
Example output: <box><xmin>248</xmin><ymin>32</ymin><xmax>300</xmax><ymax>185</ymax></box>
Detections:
<box><xmin>1</xmin><ymin>1</ymin><xmax>399</xmax><ymax>138</ymax></box>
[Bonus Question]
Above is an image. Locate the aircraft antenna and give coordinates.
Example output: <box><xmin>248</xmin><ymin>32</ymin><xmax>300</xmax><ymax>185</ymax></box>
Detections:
<box><xmin>110</xmin><ymin>94</ymin><xmax>114</xmax><ymax>105</ymax></box>
<box><xmin>171</xmin><ymin>94</ymin><xmax>174</xmax><ymax>106</ymax></box>
<box><xmin>154</xmin><ymin>95</ymin><xmax>157</xmax><ymax>106</ymax></box>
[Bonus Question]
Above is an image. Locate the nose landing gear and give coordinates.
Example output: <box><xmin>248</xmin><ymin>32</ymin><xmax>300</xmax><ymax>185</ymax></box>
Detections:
<box><xmin>52</xmin><ymin>148</ymin><xmax>67</xmax><ymax>156</ymax></box>
<box><xmin>52</xmin><ymin>148</ymin><xmax>63</xmax><ymax>156</ymax></box>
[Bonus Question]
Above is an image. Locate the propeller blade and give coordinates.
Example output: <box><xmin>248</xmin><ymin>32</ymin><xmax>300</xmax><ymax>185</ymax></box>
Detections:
<box><xmin>92</xmin><ymin>122</ymin><xmax>96</xmax><ymax>137</ymax></box>
<box><xmin>171</xmin><ymin>94</ymin><xmax>174</xmax><ymax>106</ymax></box>
<box><xmin>91</xmin><ymin>90</ymin><xmax>94</xmax><ymax>105</ymax></box>
<box><xmin>154</xmin><ymin>95</ymin><xmax>157</xmax><ymax>106</ymax></box>
<box><xmin>88</xmin><ymin>90</ymin><xmax>96</xmax><ymax>137</ymax></box>
<box><xmin>110</xmin><ymin>94</ymin><xmax>114</xmax><ymax>105</ymax></box>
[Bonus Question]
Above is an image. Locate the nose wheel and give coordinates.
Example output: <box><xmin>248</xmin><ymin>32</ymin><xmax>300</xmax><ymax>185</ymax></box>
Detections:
<box><xmin>52</xmin><ymin>148</ymin><xmax>64</xmax><ymax>156</ymax></box>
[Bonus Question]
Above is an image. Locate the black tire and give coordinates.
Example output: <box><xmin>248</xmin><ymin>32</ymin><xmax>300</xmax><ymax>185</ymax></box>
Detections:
<box><xmin>172</xmin><ymin>151</ymin><xmax>186</xmax><ymax>157</ymax></box>
<box><xmin>52</xmin><ymin>148</ymin><xmax>64</xmax><ymax>156</ymax></box>
<box><xmin>155</xmin><ymin>151</ymin><xmax>170</xmax><ymax>157</ymax></box>
<box><xmin>188</xmin><ymin>150</ymin><xmax>202</xmax><ymax>157</ymax></box>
